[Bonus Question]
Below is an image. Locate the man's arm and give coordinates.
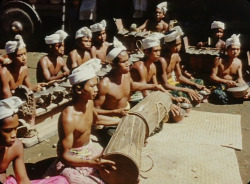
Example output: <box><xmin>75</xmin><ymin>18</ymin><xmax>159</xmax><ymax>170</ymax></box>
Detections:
<box><xmin>1</xmin><ymin>68</ymin><xmax>15</xmax><ymax>98</ymax></box>
<box><xmin>13</xmin><ymin>140</ymin><xmax>30</xmax><ymax>184</ymax></box>
<box><xmin>237</xmin><ymin>59</ymin><xmax>246</xmax><ymax>84</ymax></box>
<box><xmin>66</xmin><ymin>51</ymin><xmax>78</xmax><ymax>71</ymax></box>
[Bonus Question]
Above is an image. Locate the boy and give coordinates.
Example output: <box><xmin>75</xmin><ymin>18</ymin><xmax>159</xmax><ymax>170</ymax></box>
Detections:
<box><xmin>66</xmin><ymin>27</ymin><xmax>92</xmax><ymax>71</ymax></box>
<box><xmin>197</xmin><ymin>21</ymin><xmax>225</xmax><ymax>50</ymax></box>
<box><xmin>55</xmin><ymin>58</ymin><xmax>118</xmax><ymax>183</ymax></box>
<box><xmin>36</xmin><ymin>30</ymin><xmax>70</xmax><ymax>83</ymax></box>
<box><xmin>136</xmin><ymin>1</ymin><xmax>168</xmax><ymax>33</ymax></box>
<box><xmin>159</xmin><ymin>26</ymin><xmax>210</xmax><ymax>105</ymax></box>
<box><xmin>210</xmin><ymin>34</ymin><xmax>246</xmax><ymax>104</ymax></box>
<box><xmin>5</xmin><ymin>35</ymin><xmax>43</xmax><ymax>92</ymax></box>
<box><xmin>0</xmin><ymin>96</ymin><xmax>30</xmax><ymax>184</ymax></box>
<box><xmin>90</xmin><ymin>20</ymin><xmax>111</xmax><ymax>65</ymax></box>
<box><xmin>0</xmin><ymin>56</ymin><xmax>16</xmax><ymax>99</ymax></box>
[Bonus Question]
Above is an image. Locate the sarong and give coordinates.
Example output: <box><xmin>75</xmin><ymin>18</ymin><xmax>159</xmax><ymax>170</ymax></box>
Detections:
<box><xmin>56</xmin><ymin>141</ymin><xmax>105</xmax><ymax>184</ymax></box>
<box><xmin>209</xmin><ymin>84</ymin><xmax>229</xmax><ymax>104</ymax></box>
<box><xmin>3</xmin><ymin>176</ymin><xmax>17</xmax><ymax>184</ymax></box>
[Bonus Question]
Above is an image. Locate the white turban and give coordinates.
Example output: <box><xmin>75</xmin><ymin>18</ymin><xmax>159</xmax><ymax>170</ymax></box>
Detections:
<box><xmin>75</xmin><ymin>27</ymin><xmax>92</xmax><ymax>39</ymax></box>
<box><xmin>5</xmin><ymin>35</ymin><xmax>26</xmax><ymax>54</ymax></box>
<box><xmin>211</xmin><ymin>21</ymin><xmax>225</xmax><ymax>30</ymax></box>
<box><xmin>45</xmin><ymin>30</ymin><xmax>68</xmax><ymax>44</ymax></box>
<box><xmin>225</xmin><ymin>34</ymin><xmax>241</xmax><ymax>48</ymax></box>
<box><xmin>164</xmin><ymin>26</ymin><xmax>184</xmax><ymax>43</ymax></box>
<box><xmin>142</xmin><ymin>36</ymin><xmax>160</xmax><ymax>50</ymax></box>
<box><xmin>106</xmin><ymin>37</ymin><xmax>127</xmax><ymax>63</ymax></box>
<box><xmin>68</xmin><ymin>58</ymin><xmax>101</xmax><ymax>86</ymax></box>
<box><xmin>0</xmin><ymin>96</ymin><xmax>24</xmax><ymax>120</ymax></box>
<box><xmin>90</xmin><ymin>20</ymin><xmax>106</xmax><ymax>33</ymax></box>
<box><xmin>156</xmin><ymin>2</ymin><xmax>167</xmax><ymax>14</ymax></box>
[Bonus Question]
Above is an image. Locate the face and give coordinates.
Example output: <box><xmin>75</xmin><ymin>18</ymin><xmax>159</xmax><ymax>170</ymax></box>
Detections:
<box><xmin>14</xmin><ymin>47</ymin><xmax>27</xmax><ymax>66</ymax></box>
<box><xmin>116</xmin><ymin>51</ymin><xmax>130</xmax><ymax>73</ymax></box>
<box><xmin>170</xmin><ymin>37</ymin><xmax>182</xmax><ymax>53</ymax></box>
<box><xmin>212</xmin><ymin>28</ymin><xmax>224</xmax><ymax>39</ymax></box>
<box><xmin>82</xmin><ymin>77</ymin><xmax>98</xmax><ymax>100</ymax></box>
<box><xmin>52</xmin><ymin>42</ymin><xmax>65</xmax><ymax>56</ymax></box>
<box><xmin>146</xmin><ymin>45</ymin><xmax>161</xmax><ymax>61</ymax></box>
<box><xmin>78</xmin><ymin>37</ymin><xmax>92</xmax><ymax>50</ymax></box>
<box><xmin>227</xmin><ymin>45</ymin><xmax>241</xmax><ymax>58</ymax></box>
<box><xmin>0</xmin><ymin>114</ymin><xmax>18</xmax><ymax>147</ymax></box>
<box><xmin>155</xmin><ymin>8</ymin><xmax>165</xmax><ymax>20</ymax></box>
<box><xmin>97</xmin><ymin>30</ymin><xmax>107</xmax><ymax>43</ymax></box>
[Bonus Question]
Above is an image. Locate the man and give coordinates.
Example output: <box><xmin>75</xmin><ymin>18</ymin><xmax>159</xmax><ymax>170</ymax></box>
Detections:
<box><xmin>36</xmin><ymin>30</ymin><xmax>70</xmax><ymax>83</ymax></box>
<box><xmin>159</xmin><ymin>26</ymin><xmax>209</xmax><ymax>105</ymax></box>
<box><xmin>90</xmin><ymin>20</ymin><xmax>110</xmax><ymax>65</ymax></box>
<box><xmin>0</xmin><ymin>97</ymin><xmax>30</xmax><ymax>184</ymax></box>
<box><xmin>66</xmin><ymin>27</ymin><xmax>92</xmax><ymax>71</ymax></box>
<box><xmin>5</xmin><ymin>35</ymin><xmax>43</xmax><ymax>92</ymax></box>
<box><xmin>210</xmin><ymin>34</ymin><xmax>246</xmax><ymax>104</ymax></box>
<box><xmin>55</xmin><ymin>58</ymin><xmax>118</xmax><ymax>183</ymax></box>
<box><xmin>94</xmin><ymin>37</ymin><xmax>166</xmax><ymax>117</ymax></box>
<box><xmin>0</xmin><ymin>56</ymin><xmax>16</xmax><ymax>99</ymax></box>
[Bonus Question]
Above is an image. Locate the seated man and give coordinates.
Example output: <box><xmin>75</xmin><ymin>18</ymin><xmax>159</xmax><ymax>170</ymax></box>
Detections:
<box><xmin>54</xmin><ymin>58</ymin><xmax>118</xmax><ymax>183</ymax></box>
<box><xmin>210</xmin><ymin>34</ymin><xmax>246</xmax><ymax>104</ymax></box>
<box><xmin>0</xmin><ymin>56</ymin><xmax>16</xmax><ymax>99</ymax></box>
<box><xmin>159</xmin><ymin>26</ymin><xmax>210</xmax><ymax>106</ymax></box>
<box><xmin>94</xmin><ymin>37</ymin><xmax>165</xmax><ymax>118</ymax></box>
<box><xmin>90</xmin><ymin>20</ymin><xmax>111</xmax><ymax>65</ymax></box>
<box><xmin>36</xmin><ymin>30</ymin><xmax>70</xmax><ymax>83</ymax></box>
<box><xmin>5</xmin><ymin>35</ymin><xmax>44</xmax><ymax>92</ymax></box>
<box><xmin>67</xmin><ymin>27</ymin><xmax>92</xmax><ymax>71</ymax></box>
<box><xmin>0</xmin><ymin>97</ymin><xmax>30</xmax><ymax>184</ymax></box>
<box><xmin>136</xmin><ymin>1</ymin><xmax>169</xmax><ymax>33</ymax></box>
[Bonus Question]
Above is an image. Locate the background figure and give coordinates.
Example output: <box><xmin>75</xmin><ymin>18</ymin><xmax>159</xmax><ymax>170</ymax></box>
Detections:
<box><xmin>79</xmin><ymin>0</ymin><xmax>97</xmax><ymax>27</ymax></box>
<box><xmin>133</xmin><ymin>0</ymin><xmax>148</xmax><ymax>18</ymax></box>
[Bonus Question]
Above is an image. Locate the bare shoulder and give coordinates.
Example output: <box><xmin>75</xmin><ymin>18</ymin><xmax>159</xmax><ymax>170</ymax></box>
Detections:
<box><xmin>98</xmin><ymin>77</ymin><xmax>110</xmax><ymax>92</ymax></box>
<box><xmin>131</xmin><ymin>61</ymin><xmax>144</xmax><ymax>69</ymax></box>
<box><xmin>8</xmin><ymin>139</ymin><xmax>23</xmax><ymax>156</ymax></box>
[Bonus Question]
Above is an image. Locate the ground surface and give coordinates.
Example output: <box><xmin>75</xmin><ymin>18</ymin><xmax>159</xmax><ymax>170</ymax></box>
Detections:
<box><xmin>2</xmin><ymin>50</ymin><xmax>250</xmax><ymax>184</ymax></box>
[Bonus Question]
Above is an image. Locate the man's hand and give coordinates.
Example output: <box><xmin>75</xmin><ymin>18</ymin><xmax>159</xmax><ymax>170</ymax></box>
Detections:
<box><xmin>92</xmin><ymin>157</ymin><xmax>116</xmax><ymax>174</ymax></box>
<box><xmin>225</xmin><ymin>80</ymin><xmax>237</xmax><ymax>88</ymax></box>
<box><xmin>170</xmin><ymin>104</ymin><xmax>182</xmax><ymax>117</ymax></box>
<box><xmin>154</xmin><ymin>84</ymin><xmax>166</xmax><ymax>92</ymax></box>
<box><xmin>184</xmin><ymin>88</ymin><xmax>201</xmax><ymax>102</ymax></box>
<box><xmin>114</xmin><ymin>108</ymin><xmax>129</xmax><ymax>116</ymax></box>
<box><xmin>173</xmin><ymin>97</ymin><xmax>191</xmax><ymax>104</ymax></box>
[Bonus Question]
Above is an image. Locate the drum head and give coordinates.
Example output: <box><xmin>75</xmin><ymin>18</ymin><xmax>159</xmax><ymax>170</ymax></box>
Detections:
<box><xmin>99</xmin><ymin>153</ymin><xmax>139</xmax><ymax>184</ymax></box>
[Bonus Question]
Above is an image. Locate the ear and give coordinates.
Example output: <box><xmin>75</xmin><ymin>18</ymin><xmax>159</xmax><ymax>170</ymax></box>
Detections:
<box><xmin>75</xmin><ymin>85</ymin><xmax>83</xmax><ymax>94</ymax></box>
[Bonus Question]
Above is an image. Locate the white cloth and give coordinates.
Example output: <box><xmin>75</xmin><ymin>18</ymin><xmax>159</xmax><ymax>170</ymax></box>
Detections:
<box><xmin>0</xmin><ymin>97</ymin><xmax>24</xmax><ymax>120</ymax></box>
<box><xmin>211</xmin><ymin>21</ymin><xmax>225</xmax><ymax>30</ymax></box>
<box><xmin>75</xmin><ymin>27</ymin><xmax>92</xmax><ymax>39</ymax></box>
<box><xmin>225</xmin><ymin>34</ymin><xmax>241</xmax><ymax>48</ymax></box>
<box><xmin>142</xmin><ymin>36</ymin><xmax>160</xmax><ymax>49</ymax></box>
<box><xmin>164</xmin><ymin>26</ymin><xmax>183</xmax><ymax>43</ymax></box>
<box><xmin>68</xmin><ymin>58</ymin><xmax>101</xmax><ymax>85</ymax></box>
<box><xmin>156</xmin><ymin>1</ymin><xmax>167</xmax><ymax>14</ymax></box>
<box><xmin>45</xmin><ymin>30</ymin><xmax>68</xmax><ymax>45</ymax></box>
<box><xmin>5</xmin><ymin>35</ymin><xmax>26</xmax><ymax>54</ymax></box>
<box><xmin>90</xmin><ymin>20</ymin><xmax>106</xmax><ymax>33</ymax></box>
<box><xmin>106</xmin><ymin>37</ymin><xmax>127</xmax><ymax>63</ymax></box>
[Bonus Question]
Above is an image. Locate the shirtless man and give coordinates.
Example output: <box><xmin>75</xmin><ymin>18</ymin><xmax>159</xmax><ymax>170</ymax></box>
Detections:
<box><xmin>0</xmin><ymin>56</ymin><xmax>16</xmax><ymax>99</ymax></box>
<box><xmin>136</xmin><ymin>2</ymin><xmax>168</xmax><ymax>33</ymax></box>
<box><xmin>94</xmin><ymin>37</ymin><xmax>166</xmax><ymax>117</ymax></box>
<box><xmin>67</xmin><ymin>27</ymin><xmax>92</xmax><ymax>71</ymax></box>
<box><xmin>90</xmin><ymin>20</ymin><xmax>110</xmax><ymax>65</ymax></box>
<box><xmin>5</xmin><ymin>35</ymin><xmax>43</xmax><ymax>92</ymax></box>
<box><xmin>210</xmin><ymin>34</ymin><xmax>246</xmax><ymax>104</ymax></box>
<box><xmin>159</xmin><ymin>26</ymin><xmax>209</xmax><ymax>105</ymax></box>
<box><xmin>197</xmin><ymin>21</ymin><xmax>226</xmax><ymax>51</ymax></box>
<box><xmin>55</xmin><ymin>58</ymin><xmax>117</xmax><ymax>183</ymax></box>
<box><xmin>36</xmin><ymin>30</ymin><xmax>70</xmax><ymax>83</ymax></box>
<box><xmin>0</xmin><ymin>97</ymin><xmax>30</xmax><ymax>184</ymax></box>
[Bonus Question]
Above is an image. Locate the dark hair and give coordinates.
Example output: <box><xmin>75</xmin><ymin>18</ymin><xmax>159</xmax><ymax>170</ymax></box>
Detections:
<box><xmin>72</xmin><ymin>80</ymin><xmax>88</xmax><ymax>94</ymax></box>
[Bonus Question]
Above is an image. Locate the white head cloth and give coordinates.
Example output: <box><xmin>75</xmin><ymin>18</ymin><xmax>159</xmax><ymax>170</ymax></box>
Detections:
<box><xmin>142</xmin><ymin>36</ymin><xmax>160</xmax><ymax>50</ymax></box>
<box><xmin>225</xmin><ymin>34</ymin><xmax>241</xmax><ymax>48</ymax></box>
<box><xmin>68</xmin><ymin>58</ymin><xmax>101</xmax><ymax>85</ymax></box>
<box><xmin>164</xmin><ymin>26</ymin><xmax>184</xmax><ymax>43</ymax></box>
<box><xmin>106</xmin><ymin>37</ymin><xmax>127</xmax><ymax>63</ymax></box>
<box><xmin>211</xmin><ymin>21</ymin><xmax>225</xmax><ymax>30</ymax></box>
<box><xmin>156</xmin><ymin>2</ymin><xmax>167</xmax><ymax>14</ymax></box>
<box><xmin>45</xmin><ymin>30</ymin><xmax>68</xmax><ymax>44</ymax></box>
<box><xmin>90</xmin><ymin>20</ymin><xmax>107</xmax><ymax>33</ymax></box>
<box><xmin>0</xmin><ymin>96</ymin><xmax>24</xmax><ymax>120</ymax></box>
<box><xmin>75</xmin><ymin>27</ymin><xmax>92</xmax><ymax>39</ymax></box>
<box><xmin>5</xmin><ymin>35</ymin><xmax>26</xmax><ymax>54</ymax></box>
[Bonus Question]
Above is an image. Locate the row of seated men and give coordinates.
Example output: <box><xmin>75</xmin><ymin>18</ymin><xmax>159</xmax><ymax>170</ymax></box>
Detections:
<box><xmin>0</xmin><ymin>2</ymin><xmax>250</xmax><ymax>184</ymax></box>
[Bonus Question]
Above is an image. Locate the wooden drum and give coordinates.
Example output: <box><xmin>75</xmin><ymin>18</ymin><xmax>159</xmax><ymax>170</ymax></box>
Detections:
<box><xmin>99</xmin><ymin>91</ymin><xmax>172</xmax><ymax>184</ymax></box>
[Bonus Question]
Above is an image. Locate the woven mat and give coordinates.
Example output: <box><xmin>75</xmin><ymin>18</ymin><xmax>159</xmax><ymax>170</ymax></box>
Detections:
<box><xmin>140</xmin><ymin>142</ymin><xmax>242</xmax><ymax>184</ymax></box>
<box><xmin>151</xmin><ymin>110</ymin><xmax>242</xmax><ymax>150</ymax></box>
